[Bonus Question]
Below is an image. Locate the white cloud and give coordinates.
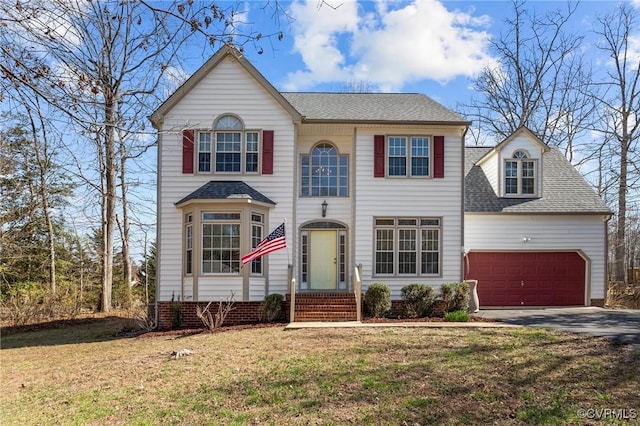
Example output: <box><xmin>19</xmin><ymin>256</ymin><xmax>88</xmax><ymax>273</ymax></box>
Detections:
<box><xmin>284</xmin><ymin>0</ymin><xmax>495</xmax><ymax>91</ymax></box>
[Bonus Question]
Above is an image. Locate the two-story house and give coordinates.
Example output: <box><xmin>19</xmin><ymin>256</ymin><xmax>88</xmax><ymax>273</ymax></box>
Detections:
<box><xmin>150</xmin><ymin>45</ymin><xmax>610</xmax><ymax>328</ymax></box>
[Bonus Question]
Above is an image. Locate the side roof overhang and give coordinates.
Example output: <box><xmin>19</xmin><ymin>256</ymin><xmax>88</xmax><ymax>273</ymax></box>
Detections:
<box><xmin>149</xmin><ymin>44</ymin><xmax>302</xmax><ymax>129</ymax></box>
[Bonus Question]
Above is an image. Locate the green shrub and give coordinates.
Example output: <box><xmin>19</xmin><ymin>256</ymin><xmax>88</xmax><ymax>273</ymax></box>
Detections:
<box><xmin>401</xmin><ymin>283</ymin><xmax>436</xmax><ymax>318</ymax></box>
<box><xmin>440</xmin><ymin>282</ymin><xmax>470</xmax><ymax>314</ymax></box>
<box><xmin>444</xmin><ymin>310</ymin><xmax>471</xmax><ymax>322</ymax></box>
<box><xmin>260</xmin><ymin>293</ymin><xmax>284</xmax><ymax>322</ymax></box>
<box><xmin>364</xmin><ymin>283</ymin><xmax>391</xmax><ymax>318</ymax></box>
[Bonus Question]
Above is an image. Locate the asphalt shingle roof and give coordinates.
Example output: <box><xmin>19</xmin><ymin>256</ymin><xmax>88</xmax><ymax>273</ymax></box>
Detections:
<box><xmin>282</xmin><ymin>92</ymin><xmax>467</xmax><ymax>123</ymax></box>
<box><xmin>175</xmin><ymin>181</ymin><xmax>276</xmax><ymax>206</ymax></box>
<box><xmin>465</xmin><ymin>147</ymin><xmax>611</xmax><ymax>214</ymax></box>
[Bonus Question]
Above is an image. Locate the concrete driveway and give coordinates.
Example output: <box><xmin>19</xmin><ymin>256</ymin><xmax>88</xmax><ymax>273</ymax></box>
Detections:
<box><xmin>476</xmin><ymin>307</ymin><xmax>640</xmax><ymax>343</ymax></box>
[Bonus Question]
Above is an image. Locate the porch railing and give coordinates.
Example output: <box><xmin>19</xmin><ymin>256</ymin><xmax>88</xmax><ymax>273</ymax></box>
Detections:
<box><xmin>354</xmin><ymin>265</ymin><xmax>362</xmax><ymax>322</ymax></box>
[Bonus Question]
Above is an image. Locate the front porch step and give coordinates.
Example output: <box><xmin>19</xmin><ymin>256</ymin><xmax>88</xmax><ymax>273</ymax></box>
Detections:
<box><xmin>287</xmin><ymin>292</ymin><xmax>359</xmax><ymax>322</ymax></box>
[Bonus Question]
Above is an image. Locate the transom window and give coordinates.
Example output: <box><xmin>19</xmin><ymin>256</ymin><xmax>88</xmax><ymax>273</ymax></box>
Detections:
<box><xmin>301</xmin><ymin>143</ymin><xmax>348</xmax><ymax>197</ymax></box>
<box><xmin>388</xmin><ymin>136</ymin><xmax>431</xmax><ymax>177</ymax></box>
<box><xmin>197</xmin><ymin>115</ymin><xmax>260</xmax><ymax>174</ymax></box>
<box><xmin>374</xmin><ymin>217</ymin><xmax>441</xmax><ymax>276</ymax></box>
<box><xmin>505</xmin><ymin>150</ymin><xmax>536</xmax><ymax>196</ymax></box>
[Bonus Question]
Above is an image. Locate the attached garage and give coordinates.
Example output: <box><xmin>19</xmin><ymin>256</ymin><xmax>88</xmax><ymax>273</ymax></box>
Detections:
<box><xmin>466</xmin><ymin>251</ymin><xmax>587</xmax><ymax>307</ymax></box>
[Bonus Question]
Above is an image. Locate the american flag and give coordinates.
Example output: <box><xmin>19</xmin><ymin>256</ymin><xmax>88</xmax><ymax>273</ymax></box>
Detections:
<box><xmin>241</xmin><ymin>223</ymin><xmax>286</xmax><ymax>266</ymax></box>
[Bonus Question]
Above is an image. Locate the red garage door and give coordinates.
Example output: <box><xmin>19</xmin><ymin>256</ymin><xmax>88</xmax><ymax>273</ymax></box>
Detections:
<box><xmin>466</xmin><ymin>252</ymin><xmax>586</xmax><ymax>306</ymax></box>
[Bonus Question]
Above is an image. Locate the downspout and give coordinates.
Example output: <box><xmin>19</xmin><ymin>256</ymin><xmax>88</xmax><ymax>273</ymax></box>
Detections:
<box><xmin>460</xmin><ymin>125</ymin><xmax>469</xmax><ymax>282</ymax></box>
<box><xmin>602</xmin><ymin>214</ymin><xmax>612</xmax><ymax>306</ymax></box>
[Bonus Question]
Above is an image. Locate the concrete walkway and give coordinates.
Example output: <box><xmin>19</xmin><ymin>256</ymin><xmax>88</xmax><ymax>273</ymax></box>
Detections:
<box><xmin>285</xmin><ymin>321</ymin><xmax>519</xmax><ymax>330</ymax></box>
<box><xmin>476</xmin><ymin>307</ymin><xmax>640</xmax><ymax>343</ymax></box>
<box><xmin>285</xmin><ymin>307</ymin><xmax>640</xmax><ymax>344</ymax></box>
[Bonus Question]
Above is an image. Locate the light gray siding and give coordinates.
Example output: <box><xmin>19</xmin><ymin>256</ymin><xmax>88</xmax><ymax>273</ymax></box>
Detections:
<box><xmin>464</xmin><ymin>214</ymin><xmax>608</xmax><ymax>300</ymax></box>
<box><xmin>354</xmin><ymin>126</ymin><xmax>465</xmax><ymax>297</ymax></box>
<box><xmin>157</xmin><ymin>57</ymin><xmax>295</xmax><ymax>302</ymax></box>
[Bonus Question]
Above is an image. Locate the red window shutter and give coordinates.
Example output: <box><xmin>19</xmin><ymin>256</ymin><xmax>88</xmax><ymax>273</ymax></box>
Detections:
<box><xmin>262</xmin><ymin>130</ymin><xmax>274</xmax><ymax>175</ymax></box>
<box><xmin>433</xmin><ymin>136</ymin><xmax>445</xmax><ymax>178</ymax></box>
<box><xmin>374</xmin><ymin>135</ymin><xmax>385</xmax><ymax>177</ymax></box>
<box><xmin>182</xmin><ymin>129</ymin><xmax>194</xmax><ymax>174</ymax></box>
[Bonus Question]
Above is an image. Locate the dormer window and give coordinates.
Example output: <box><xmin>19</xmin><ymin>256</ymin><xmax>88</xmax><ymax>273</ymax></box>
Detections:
<box><xmin>505</xmin><ymin>150</ymin><xmax>536</xmax><ymax>196</ymax></box>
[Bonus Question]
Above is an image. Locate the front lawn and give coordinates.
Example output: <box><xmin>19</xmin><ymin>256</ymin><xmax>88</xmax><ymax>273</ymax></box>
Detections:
<box><xmin>1</xmin><ymin>317</ymin><xmax>638</xmax><ymax>425</ymax></box>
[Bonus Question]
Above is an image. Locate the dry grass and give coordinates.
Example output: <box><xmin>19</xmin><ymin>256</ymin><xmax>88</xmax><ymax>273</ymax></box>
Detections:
<box><xmin>1</xmin><ymin>317</ymin><xmax>639</xmax><ymax>425</ymax></box>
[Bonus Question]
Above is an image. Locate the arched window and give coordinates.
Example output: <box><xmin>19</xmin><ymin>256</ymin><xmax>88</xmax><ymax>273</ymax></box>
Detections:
<box><xmin>301</xmin><ymin>143</ymin><xmax>348</xmax><ymax>197</ymax></box>
<box><xmin>196</xmin><ymin>114</ymin><xmax>259</xmax><ymax>173</ymax></box>
<box><xmin>505</xmin><ymin>150</ymin><xmax>536</xmax><ymax>196</ymax></box>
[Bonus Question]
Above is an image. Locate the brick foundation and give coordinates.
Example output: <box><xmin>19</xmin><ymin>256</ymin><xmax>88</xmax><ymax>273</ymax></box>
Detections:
<box><xmin>156</xmin><ymin>301</ymin><xmax>289</xmax><ymax>330</ymax></box>
<box><xmin>388</xmin><ymin>299</ymin><xmax>446</xmax><ymax>318</ymax></box>
<box><xmin>590</xmin><ymin>298</ymin><xmax>605</xmax><ymax>307</ymax></box>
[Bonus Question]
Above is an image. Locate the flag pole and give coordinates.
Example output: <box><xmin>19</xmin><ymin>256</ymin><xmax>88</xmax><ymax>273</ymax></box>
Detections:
<box><xmin>284</xmin><ymin>217</ymin><xmax>290</xmax><ymax>266</ymax></box>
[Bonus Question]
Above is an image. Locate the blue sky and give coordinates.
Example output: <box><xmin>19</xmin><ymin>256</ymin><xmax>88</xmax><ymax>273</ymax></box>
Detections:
<box><xmin>181</xmin><ymin>0</ymin><xmax>639</xmax><ymax>113</ymax></box>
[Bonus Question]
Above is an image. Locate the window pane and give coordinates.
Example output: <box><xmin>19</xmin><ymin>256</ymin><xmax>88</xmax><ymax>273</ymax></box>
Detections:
<box><xmin>411</xmin><ymin>137</ymin><xmax>429</xmax><ymax>176</ymax></box>
<box><xmin>246</xmin><ymin>132</ymin><xmax>259</xmax><ymax>173</ymax></box>
<box><xmin>216</xmin><ymin>132</ymin><xmax>241</xmax><ymax>172</ymax></box>
<box><xmin>198</xmin><ymin>133</ymin><xmax>211</xmax><ymax>172</ymax></box>
<box><xmin>251</xmin><ymin>223</ymin><xmax>263</xmax><ymax>274</ymax></box>
<box><xmin>505</xmin><ymin>161</ymin><xmax>518</xmax><ymax>194</ymax></box>
<box><xmin>301</xmin><ymin>144</ymin><xmax>348</xmax><ymax>198</ymax></box>
<box><xmin>202</xmin><ymin>223</ymin><xmax>240</xmax><ymax>274</ymax></box>
<box><xmin>398</xmin><ymin>229</ymin><xmax>417</xmax><ymax>274</ymax></box>
<box><xmin>522</xmin><ymin>161</ymin><xmax>535</xmax><ymax>194</ymax></box>
<box><xmin>375</xmin><ymin>229</ymin><xmax>394</xmax><ymax>274</ymax></box>
<box><xmin>215</xmin><ymin>115</ymin><xmax>242</xmax><ymax>130</ymax></box>
<box><xmin>388</xmin><ymin>137</ymin><xmax>407</xmax><ymax>176</ymax></box>
<box><xmin>421</xmin><ymin>229</ymin><xmax>439</xmax><ymax>274</ymax></box>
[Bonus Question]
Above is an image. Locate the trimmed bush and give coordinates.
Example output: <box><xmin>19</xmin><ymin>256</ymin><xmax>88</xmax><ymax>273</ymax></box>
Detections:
<box><xmin>401</xmin><ymin>283</ymin><xmax>436</xmax><ymax>318</ymax></box>
<box><xmin>440</xmin><ymin>282</ymin><xmax>470</xmax><ymax>314</ymax></box>
<box><xmin>444</xmin><ymin>310</ymin><xmax>471</xmax><ymax>322</ymax></box>
<box><xmin>364</xmin><ymin>283</ymin><xmax>391</xmax><ymax>318</ymax></box>
<box><xmin>260</xmin><ymin>293</ymin><xmax>284</xmax><ymax>322</ymax></box>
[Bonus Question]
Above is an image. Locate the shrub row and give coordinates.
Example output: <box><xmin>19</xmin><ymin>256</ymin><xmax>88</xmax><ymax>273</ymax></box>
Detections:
<box><xmin>365</xmin><ymin>282</ymin><xmax>470</xmax><ymax>319</ymax></box>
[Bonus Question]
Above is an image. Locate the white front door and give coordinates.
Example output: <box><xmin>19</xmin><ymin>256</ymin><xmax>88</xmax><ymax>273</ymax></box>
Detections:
<box><xmin>309</xmin><ymin>230</ymin><xmax>337</xmax><ymax>290</ymax></box>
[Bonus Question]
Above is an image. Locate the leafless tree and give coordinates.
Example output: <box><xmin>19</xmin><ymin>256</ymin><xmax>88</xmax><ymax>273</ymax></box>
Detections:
<box><xmin>461</xmin><ymin>0</ymin><xmax>596</xmax><ymax>155</ymax></box>
<box><xmin>1</xmin><ymin>0</ymin><xmax>287</xmax><ymax>311</ymax></box>
<box><xmin>592</xmin><ymin>3</ymin><xmax>640</xmax><ymax>282</ymax></box>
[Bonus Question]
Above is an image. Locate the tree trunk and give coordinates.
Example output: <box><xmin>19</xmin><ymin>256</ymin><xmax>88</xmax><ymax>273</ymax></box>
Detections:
<box><xmin>101</xmin><ymin>95</ymin><xmax>117</xmax><ymax>313</ymax></box>
<box><xmin>615</xmin><ymin>138</ymin><xmax>628</xmax><ymax>281</ymax></box>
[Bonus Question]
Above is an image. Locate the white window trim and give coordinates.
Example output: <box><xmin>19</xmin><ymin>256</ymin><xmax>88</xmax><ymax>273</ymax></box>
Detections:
<box><xmin>503</xmin><ymin>153</ymin><xmax>538</xmax><ymax>197</ymax></box>
<box><xmin>386</xmin><ymin>135</ymin><xmax>432</xmax><ymax>178</ymax></box>
<box><xmin>373</xmin><ymin>217</ymin><xmax>442</xmax><ymax>277</ymax></box>
<box><xmin>195</xmin><ymin>129</ymin><xmax>261</xmax><ymax>175</ymax></box>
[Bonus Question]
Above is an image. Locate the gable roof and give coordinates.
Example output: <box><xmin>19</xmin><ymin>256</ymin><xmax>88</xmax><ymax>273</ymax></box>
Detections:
<box><xmin>476</xmin><ymin>126</ymin><xmax>550</xmax><ymax>167</ymax></box>
<box><xmin>149</xmin><ymin>44</ymin><xmax>469</xmax><ymax>128</ymax></box>
<box><xmin>465</xmin><ymin>147</ymin><xmax>612</xmax><ymax>215</ymax></box>
<box><xmin>282</xmin><ymin>92</ymin><xmax>469</xmax><ymax>125</ymax></box>
<box><xmin>175</xmin><ymin>181</ymin><xmax>276</xmax><ymax>206</ymax></box>
<box><xmin>150</xmin><ymin>44</ymin><xmax>301</xmax><ymax>127</ymax></box>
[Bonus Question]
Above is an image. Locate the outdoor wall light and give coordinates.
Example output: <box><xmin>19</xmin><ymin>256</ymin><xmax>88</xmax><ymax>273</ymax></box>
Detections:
<box><xmin>321</xmin><ymin>200</ymin><xmax>328</xmax><ymax>218</ymax></box>
<box><xmin>522</xmin><ymin>236</ymin><xmax>532</xmax><ymax>243</ymax></box>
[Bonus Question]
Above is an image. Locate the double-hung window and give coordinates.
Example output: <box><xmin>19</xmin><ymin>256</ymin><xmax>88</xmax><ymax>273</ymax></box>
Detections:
<box><xmin>201</xmin><ymin>212</ymin><xmax>241</xmax><ymax>274</ymax></box>
<box><xmin>301</xmin><ymin>143</ymin><xmax>348</xmax><ymax>197</ymax></box>
<box><xmin>505</xmin><ymin>150</ymin><xmax>536</xmax><ymax>196</ymax></box>
<box><xmin>374</xmin><ymin>217</ymin><xmax>441</xmax><ymax>276</ymax></box>
<box><xmin>197</xmin><ymin>115</ymin><xmax>260</xmax><ymax>174</ymax></box>
<box><xmin>388</xmin><ymin>136</ymin><xmax>430</xmax><ymax>177</ymax></box>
